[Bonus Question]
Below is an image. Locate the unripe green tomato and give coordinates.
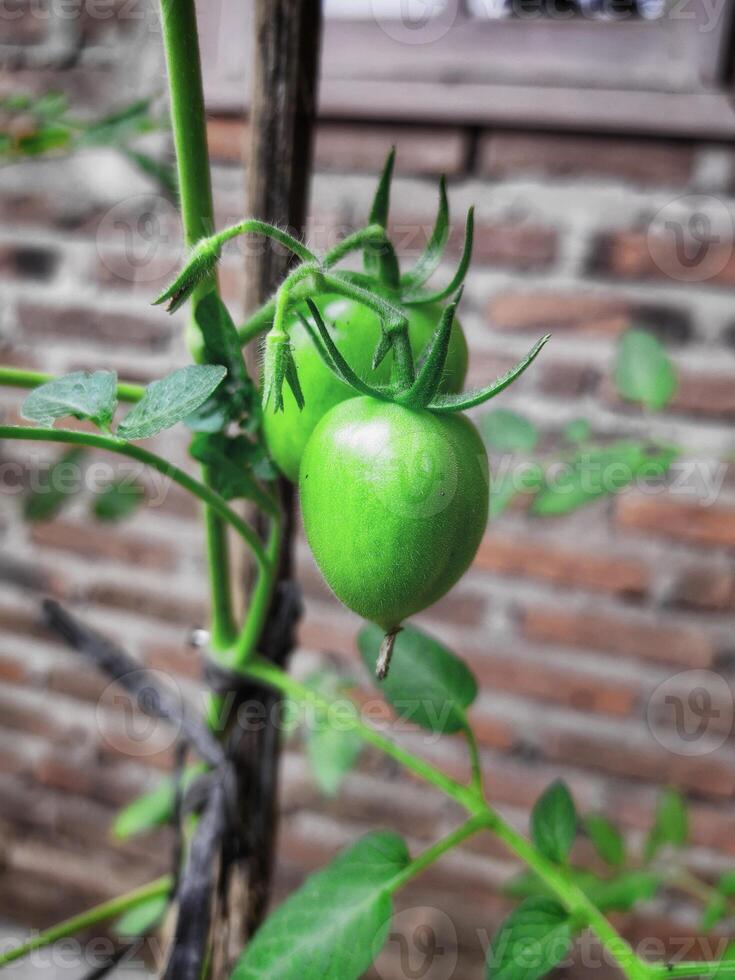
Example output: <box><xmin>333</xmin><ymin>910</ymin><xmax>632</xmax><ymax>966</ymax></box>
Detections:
<box><xmin>263</xmin><ymin>293</ymin><xmax>469</xmax><ymax>483</ymax></box>
<box><xmin>299</xmin><ymin>396</ymin><xmax>489</xmax><ymax>631</ymax></box>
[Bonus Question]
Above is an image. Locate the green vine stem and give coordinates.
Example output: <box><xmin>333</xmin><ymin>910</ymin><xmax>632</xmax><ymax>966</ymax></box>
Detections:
<box><xmin>388</xmin><ymin>814</ymin><xmax>491</xmax><ymax>894</ymax></box>
<box><xmin>0</xmin><ymin>875</ymin><xmax>171</xmax><ymax>968</ymax></box>
<box><xmin>650</xmin><ymin>962</ymin><xmax>735</xmax><ymax>978</ymax></box>
<box><xmin>158</xmin><ymin>0</ymin><xmax>236</xmax><ymax>651</ymax></box>
<box><xmin>0</xmin><ymin>366</ymin><xmax>144</xmax><ymax>402</ymax></box>
<box><xmin>242</xmin><ymin>656</ymin><xmax>657</xmax><ymax>980</ymax></box>
<box><xmin>0</xmin><ymin>425</ymin><xmax>269</xmax><ymax>572</ymax></box>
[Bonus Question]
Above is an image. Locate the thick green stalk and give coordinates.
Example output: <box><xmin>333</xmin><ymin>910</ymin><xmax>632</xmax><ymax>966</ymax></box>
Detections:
<box><xmin>0</xmin><ymin>426</ymin><xmax>268</xmax><ymax>571</ymax></box>
<box><xmin>0</xmin><ymin>366</ymin><xmax>144</xmax><ymax>402</ymax></box>
<box><xmin>241</xmin><ymin>657</ymin><xmax>654</xmax><ymax>980</ymax></box>
<box><xmin>158</xmin><ymin>0</ymin><xmax>236</xmax><ymax>649</ymax></box>
<box><xmin>0</xmin><ymin>876</ymin><xmax>171</xmax><ymax>967</ymax></box>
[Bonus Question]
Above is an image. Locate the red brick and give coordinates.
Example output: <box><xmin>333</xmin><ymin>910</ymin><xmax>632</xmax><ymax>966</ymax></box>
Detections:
<box><xmin>17</xmin><ymin>300</ymin><xmax>174</xmax><ymax>351</ymax></box>
<box><xmin>31</xmin><ymin>519</ymin><xmax>177</xmax><ymax>570</ymax></box>
<box><xmin>467</xmin><ymin>652</ymin><xmax>637</xmax><ymax>716</ymax></box>
<box><xmin>521</xmin><ymin>606</ymin><xmax>714</xmax><ymax>668</ymax></box>
<box><xmin>487</xmin><ymin>290</ymin><xmax>690</xmax><ymax>341</ymax></box>
<box><xmin>470</xmin><ymin>222</ymin><xmax>557</xmax><ymax>271</ymax></box>
<box><xmin>0</xmin><ymin>4</ymin><xmax>47</xmax><ymax>44</ymax></box>
<box><xmin>589</xmin><ymin>230</ymin><xmax>735</xmax><ymax>287</ymax></box>
<box><xmin>670</xmin><ymin>371</ymin><xmax>735</xmax><ymax>421</ymax></box>
<box><xmin>85</xmin><ymin>581</ymin><xmax>208</xmax><ymax>626</ymax></box>
<box><xmin>208</xmin><ymin>117</ymin><xmax>468</xmax><ymax>176</ymax></box>
<box><xmin>616</xmin><ymin>493</ymin><xmax>735</xmax><ymax>551</ymax></box>
<box><xmin>543</xmin><ymin>729</ymin><xmax>735</xmax><ymax>798</ymax></box>
<box><xmin>668</xmin><ymin>566</ymin><xmax>735</xmax><ymax>613</ymax></box>
<box><xmin>476</xmin><ymin>534</ymin><xmax>648</xmax><ymax>598</ymax></box>
<box><xmin>537</xmin><ymin>358</ymin><xmax>601</xmax><ymax>398</ymax></box>
<box><xmin>480</xmin><ymin>133</ymin><xmax>695</xmax><ymax>187</ymax></box>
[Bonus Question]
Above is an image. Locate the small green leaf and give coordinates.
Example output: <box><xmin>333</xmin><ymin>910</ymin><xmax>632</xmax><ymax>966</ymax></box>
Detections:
<box><xmin>92</xmin><ymin>478</ymin><xmax>145</xmax><ymax>522</ymax></box>
<box><xmin>486</xmin><ymin>898</ymin><xmax>573</xmax><ymax>980</ymax></box>
<box><xmin>615</xmin><ymin>329</ymin><xmax>677</xmax><ymax>411</ymax></box>
<box><xmin>582</xmin><ymin>870</ymin><xmax>660</xmax><ymax>912</ymax></box>
<box><xmin>563</xmin><ymin>419</ymin><xmax>591</xmax><ymax>445</ymax></box>
<box><xmin>718</xmin><ymin>872</ymin><xmax>735</xmax><ymax>897</ymax></box>
<box><xmin>231</xmin><ymin>831</ymin><xmax>409</xmax><ymax>980</ymax></box>
<box><xmin>531</xmin><ymin>441</ymin><xmax>678</xmax><ymax>517</ymax></box>
<box><xmin>117</xmin><ymin>365</ymin><xmax>226</xmax><ymax>441</ymax></box>
<box><xmin>644</xmin><ymin>787</ymin><xmax>688</xmax><ymax>861</ymax></box>
<box><xmin>21</xmin><ymin>370</ymin><xmax>118</xmax><ymax>430</ymax></box>
<box><xmin>358</xmin><ymin>622</ymin><xmax>477</xmax><ymax>734</ymax></box>
<box><xmin>113</xmin><ymin>894</ymin><xmax>168</xmax><ymax>937</ymax></box>
<box><xmin>584</xmin><ymin>814</ymin><xmax>625</xmax><ymax>867</ymax></box>
<box><xmin>77</xmin><ymin>97</ymin><xmax>156</xmax><ymax>148</ymax></box>
<box><xmin>23</xmin><ymin>447</ymin><xmax>85</xmax><ymax>522</ymax></box>
<box><xmin>17</xmin><ymin>124</ymin><xmax>71</xmax><ymax>156</ymax></box>
<box><xmin>531</xmin><ymin>781</ymin><xmax>577</xmax><ymax>864</ymax></box>
<box><xmin>489</xmin><ymin>463</ymin><xmax>543</xmax><ymax>519</ymax></box>
<box><xmin>701</xmin><ymin>897</ymin><xmax>728</xmax><ymax>933</ymax></box>
<box><xmin>304</xmin><ymin>671</ymin><xmax>362</xmax><ymax>797</ymax></box>
<box><xmin>112</xmin><ymin>765</ymin><xmax>204</xmax><ymax>839</ymax></box>
<box><xmin>479</xmin><ymin>409</ymin><xmax>538</xmax><ymax>452</ymax></box>
<box><xmin>189</xmin><ymin>432</ymin><xmax>276</xmax><ymax>513</ymax></box>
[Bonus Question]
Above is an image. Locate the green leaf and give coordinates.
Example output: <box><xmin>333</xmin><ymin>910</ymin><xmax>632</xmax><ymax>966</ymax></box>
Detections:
<box><xmin>124</xmin><ymin>148</ymin><xmax>178</xmax><ymax>199</ymax></box>
<box><xmin>531</xmin><ymin>781</ymin><xmax>577</xmax><ymax>865</ymax></box>
<box><xmin>23</xmin><ymin>447</ymin><xmax>85</xmax><ymax>522</ymax></box>
<box><xmin>701</xmin><ymin>897</ymin><xmax>728</xmax><ymax>933</ymax></box>
<box><xmin>563</xmin><ymin>419</ymin><xmax>591</xmax><ymax>445</ymax></box>
<box><xmin>486</xmin><ymin>898</ymin><xmax>573</xmax><ymax>980</ymax></box>
<box><xmin>479</xmin><ymin>409</ymin><xmax>538</xmax><ymax>452</ymax></box>
<box><xmin>21</xmin><ymin>370</ymin><xmax>118</xmax><ymax>430</ymax></box>
<box><xmin>117</xmin><ymin>365</ymin><xmax>226</xmax><ymax>441</ymax></box>
<box><xmin>615</xmin><ymin>329</ymin><xmax>677</xmax><ymax>411</ymax></box>
<box><xmin>304</xmin><ymin>671</ymin><xmax>363</xmax><ymax>797</ymax></box>
<box><xmin>582</xmin><ymin>870</ymin><xmax>660</xmax><ymax>912</ymax></box>
<box><xmin>429</xmin><ymin>334</ymin><xmax>549</xmax><ymax>413</ymax></box>
<box><xmin>644</xmin><ymin>788</ymin><xmax>688</xmax><ymax>862</ymax></box>
<box><xmin>230</xmin><ymin>831</ymin><xmax>409</xmax><ymax>980</ymax></box>
<box><xmin>92</xmin><ymin>478</ymin><xmax>145</xmax><ymax>522</ymax></box>
<box><xmin>718</xmin><ymin>872</ymin><xmax>735</xmax><ymax>897</ymax></box>
<box><xmin>76</xmin><ymin>97</ymin><xmax>156</xmax><ymax>148</ymax></box>
<box><xmin>584</xmin><ymin>814</ymin><xmax>625</xmax><ymax>867</ymax></box>
<box><xmin>489</xmin><ymin>463</ymin><xmax>543</xmax><ymax>519</ymax></box>
<box><xmin>112</xmin><ymin>765</ymin><xmax>204</xmax><ymax>839</ymax></box>
<box><xmin>358</xmin><ymin>622</ymin><xmax>477</xmax><ymax>734</ymax></box>
<box><xmin>189</xmin><ymin>432</ymin><xmax>276</xmax><ymax>513</ymax></box>
<box><xmin>531</xmin><ymin>441</ymin><xmax>678</xmax><ymax>517</ymax></box>
<box><xmin>17</xmin><ymin>124</ymin><xmax>71</xmax><ymax>156</ymax></box>
<box><xmin>113</xmin><ymin>894</ymin><xmax>168</xmax><ymax>937</ymax></box>
<box><xmin>192</xmin><ymin>293</ymin><xmax>257</xmax><ymax>428</ymax></box>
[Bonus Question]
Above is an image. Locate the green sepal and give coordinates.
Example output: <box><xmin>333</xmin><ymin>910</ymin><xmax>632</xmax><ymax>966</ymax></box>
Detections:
<box><xmin>153</xmin><ymin>237</ymin><xmax>221</xmax><ymax>313</ymax></box>
<box><xmin>403</xmin><ymin>206</ymin><xmax>474</xmax><ymax>306</ymax></box>
<box><xmin>429</xmin><ymin>334</ymin><xmax>550</xmax><ymax>413</ymax></box>
<box><xmin>396</xmin><ymin>289</ymin><xmax>462</xmax><ymax>409</ymax></box>
<box><xmin>363</xmin><ymin>147</ymin><xmax>400</xmax><ymax>289</ymax></box>
<box><xmin>299</xmin><ymin>301</ymin><xmax>386</xmax><ymax>400</ymax></box>
<box><xmin>400</xmin><ymin>175</ymin><xmax>449</xmax><ymax>291</ymax></box>
<box><xmin>262</xmin><ymin>331</ymin><xmax>303</xmax><ymax>413</ymax></box>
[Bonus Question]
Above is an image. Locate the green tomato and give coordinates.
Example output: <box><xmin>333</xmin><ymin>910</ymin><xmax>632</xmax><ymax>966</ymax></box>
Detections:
<box><xmin>300</xmin><ymin>396</ymin><xmax>489</xmax><ymax>631</ymax></box>
<box><xmin>263</xmin><ymin>293</ymin><xmax>469</xmax><ymax>482</ymax></box>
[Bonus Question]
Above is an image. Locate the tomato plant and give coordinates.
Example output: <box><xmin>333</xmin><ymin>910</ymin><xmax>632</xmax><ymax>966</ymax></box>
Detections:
<box><xmin>263</xmin><ymin>290</ymin><xmax>468</xmax><ymax>482</ymax></box>
<box><xmin>0</xmin><ymin>5</ymin><xmax>728</xmax><ymax>980</ymax></box>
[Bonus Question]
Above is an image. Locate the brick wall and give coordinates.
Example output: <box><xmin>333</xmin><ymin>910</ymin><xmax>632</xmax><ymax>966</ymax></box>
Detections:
<box><xmin>2</xmin><ymin>6</ymin><xmax>735</xmax><ymax>979</ymax></box>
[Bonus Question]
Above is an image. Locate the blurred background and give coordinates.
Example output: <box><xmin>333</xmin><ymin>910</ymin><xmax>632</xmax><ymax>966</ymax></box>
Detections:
<box><xmin>1</xmin><ymin>0</ymin><xmax>735</xmax><ymax>976</ymax></box>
